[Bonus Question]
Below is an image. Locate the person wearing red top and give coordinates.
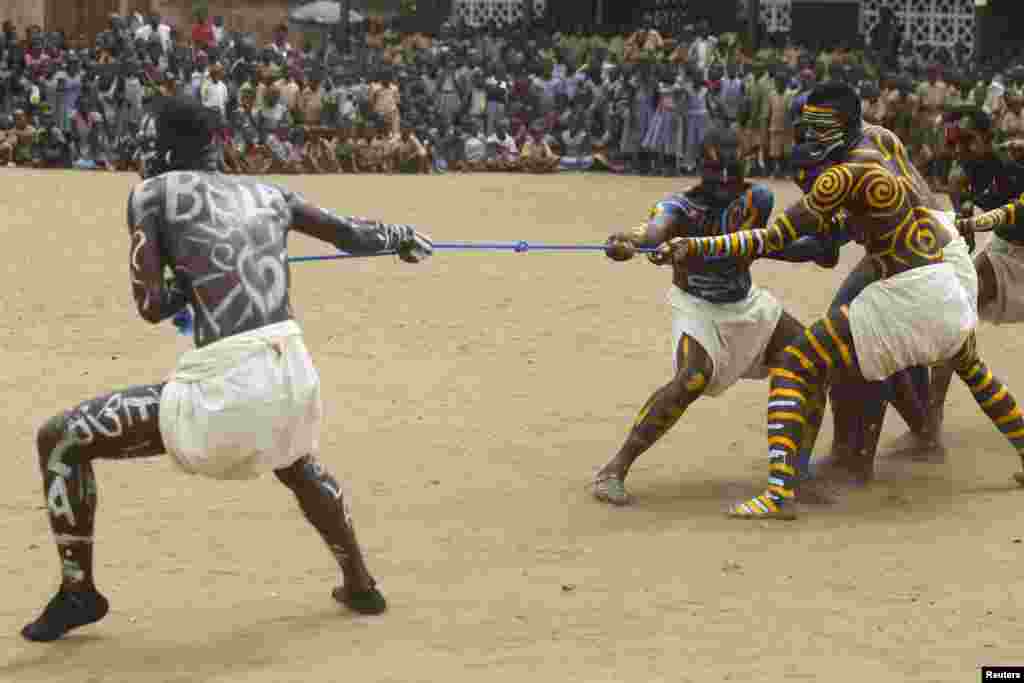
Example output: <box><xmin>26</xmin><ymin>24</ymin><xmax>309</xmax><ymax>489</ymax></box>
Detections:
<box><xmin>190</xmin><ymin>10</ymin><xmax>214</xmax><ymax>51</ymax></box>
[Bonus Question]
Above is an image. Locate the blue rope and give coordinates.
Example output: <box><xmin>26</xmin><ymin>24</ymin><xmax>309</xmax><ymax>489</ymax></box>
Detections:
<box><xmin>288</xmin><ymin>241</ymin><xmax>657</xmax><ymax>263</ymax></box>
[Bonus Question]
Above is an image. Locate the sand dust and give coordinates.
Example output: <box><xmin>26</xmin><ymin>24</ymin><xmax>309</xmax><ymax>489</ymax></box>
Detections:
<box><xmin>1</xmin><ymin>171</ymin><xmax>1022</xmax><ymax>682</ymax></box>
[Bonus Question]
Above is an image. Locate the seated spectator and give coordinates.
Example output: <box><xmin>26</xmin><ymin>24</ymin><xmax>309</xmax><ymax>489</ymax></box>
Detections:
<box><xmin>334</xmin><ymin>132</ymin><xmax>359</xmax><ymax>173</ymax></box>
<box><xmin>397</xmin><ymin>128</ymin><xmax>430</xmax><ymax>173</ymax></box>
<box><xmin>297</xmin><ymin>71</ymin><xmax>325</xmax><ymax>127</ymax></box>
<box><xmin>520</xmin><ymin>128</ymin><xmax>560</xmax><ymax>173</ymax></box>
<box><xmin>559</xmin><ymin>115</ymin><xmax>594</xmax><ymax>171</ymax></box>
<box><xmin>460</xmin><ymin>124</ymin><xmax>488</xmax><ymax>171</ymax></box>
<box><xmin>370</xmin><ymin>127</ymin><xmax>399</xmax><ymax>172</ymax></box>
<box><xmin>285</xmin><ymin>126</ymin><xmax>308</xmax><ymax>173</ymax></box>
<box><xmin>486</xmin><ymin>121</ymin><xmax>519</xmax><ymax>171</ymax></box>
<box><xmin>354</xmin><ymin>135</ymin><xmax>374</xmax><ymax>172</ymax></box>
<box><xmin>12</xmin><ymin>109</ymin><xmax>37</xmax><ymax>167</ymax></box>
<box><xmin>0</xmin><ymin>114</ymin><xmax>15</xmax><ymax>167</ymax></box>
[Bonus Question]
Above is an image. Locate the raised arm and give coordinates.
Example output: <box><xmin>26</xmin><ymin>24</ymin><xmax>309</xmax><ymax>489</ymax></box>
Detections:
<box><xmin>959</xmin><ymin>192</ymin><xmax>1024</xmax><ymax>233</ymax></box>
<box><xmin>288</xmin><ymin>195</ymin><xmax>433</xmax><ymax>262</ymax></box>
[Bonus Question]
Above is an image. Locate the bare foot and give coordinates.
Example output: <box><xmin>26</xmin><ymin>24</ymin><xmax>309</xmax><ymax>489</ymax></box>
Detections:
<box><xmin>726</xmin><ymin>493</ymin><xmax>798</xmax><ymax>520</ymax></box>
<box><xmin>814</xmin><ymin>448</ymin><xmax>874</xmax><ymax>487</ymax></box>
<box><xmin>592</xmin><ymin>472</ymin><xmax>631</xmax><ymax>506</ymax></box>
<box><xmin>1013</xmin><ymin>472</ymin><xmax>1024</xmax><ymax>488</ymax></box>
<box><xmin>884</xmin><ymin>430</ymin><xmax>947</xmax><ymax>463</ymax></box>
<box><xmin>795</xmin><ymin>477</ymin><xmax>838</xmax><ymax>505</ymax></box>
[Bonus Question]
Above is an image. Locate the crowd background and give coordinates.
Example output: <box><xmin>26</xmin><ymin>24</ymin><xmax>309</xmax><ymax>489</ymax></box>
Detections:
<box><xmin>0</xmin><ymin>6</ymin><xmax>1022</xmax><ymax>182</ymax></box>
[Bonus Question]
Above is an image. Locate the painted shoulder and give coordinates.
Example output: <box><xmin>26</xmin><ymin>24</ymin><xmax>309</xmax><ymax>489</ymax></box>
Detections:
<box><xmin>652</xmin><ymin>190</ymin><xmax>708</xmax><ymax>226</ymax></box>
<box><xmin>126</xmin><ymin>175</ymin><xmax>167</xmax><ymax>228</ymax></box>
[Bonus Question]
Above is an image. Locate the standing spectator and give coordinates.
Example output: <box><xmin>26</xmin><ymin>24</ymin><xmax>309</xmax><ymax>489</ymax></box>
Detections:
<box><xmin>642</xmin><ymin>75</ymin><xmax>679</xmax><ymax>176</ymax></box>
<box><xmin>191</xmin><ymin>10</ymin><xmax>215</xmax><ymax>52</ymax></box>
<box><xmin>437</xmin><ymin>62</ymin><xmax>463</xmax><ymax>123</ymax></box>
<box><xmin>687</xmin><ymin>22</ymin><xmax>714</xmax><ymax>80</ymax></box>
<box><xmin>275</xmin><ymin>68</ymin><xmax>301</xmax><ymax>112</ymax></box>
<box><xmin>201</xmin><ymin>62</ymin><xmax>229</xmax><ymax>127</ymax></box>
<box><xmin>269</xmin><ymin>24</ymin><xmax>292</xmax><ymax>59</ymax></box>
<box><xmin>682</xmin><ymin>67</ymin><xmax>710</xmax><ymax>175</ymax></box>
<box><xmin>371</xmin><ymin>75</ymin><xmax>401</xmax><ymax>135</ymax></box>
<box><xmin>211</xmin><ymin>16</ymin><xmax>226</xmax><ymax>47</ymax></box>
<box><xmin>297</xmin><ymin>71</ymin><xmax>325</xmax><ymax>126</ymax></box>
<box><xmin>484</xmin><ymin>68</ymin><xmax>509</xmax><ymax>137</ymax></box>
<box><xmin>135</xmin><ymin>14</ymin><xmax>171</xmax><ymax>55</ymax></box>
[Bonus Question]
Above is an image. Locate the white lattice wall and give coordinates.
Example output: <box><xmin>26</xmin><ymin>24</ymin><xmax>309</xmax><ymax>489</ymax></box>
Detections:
<box><xmin>860</xmin><ymin>0</ymin><xmax>974</xmax><ymax>58</ymax></box>
<box><xmin>760</xmin><ymin>0</ymin><xmax>792</xmax><ymax>34</ymax></box>
<box><xmin>452</xmin><ymin>0</ymin><xmax>547</xmax><ymax>27</ymax></box>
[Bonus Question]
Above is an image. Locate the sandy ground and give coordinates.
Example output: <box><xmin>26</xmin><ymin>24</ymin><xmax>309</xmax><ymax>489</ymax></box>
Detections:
<box><xmin>1</xmin><ymin>171</ymin><xmax>1023</xmax><ymax>683</ymax></box>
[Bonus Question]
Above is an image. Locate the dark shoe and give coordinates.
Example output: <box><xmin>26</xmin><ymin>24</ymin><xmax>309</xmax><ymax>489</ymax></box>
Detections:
<box><xmin>22</xmin><ymin>588</ymin><xmax>109</xmax><ymax>642</ymax></box>
<box><xmin>333</xmin><ymin>584</ymin><xmax>387</xmax><ymax>615</ymax></box>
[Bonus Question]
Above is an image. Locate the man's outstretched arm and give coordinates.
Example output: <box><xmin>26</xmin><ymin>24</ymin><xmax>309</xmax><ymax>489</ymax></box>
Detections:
<box><xmin>959</xmin><ymin>192</ymin><xmax>1024</xmax><ymax>234</ymax></box>
<box><xmin>290</xmin><ymin>199</ymin><xmax>433</xmax><ymax>262</ymax></box>
<box><xmin>662</xmin><ymin>165</ymin><xmax>858</xmax><ymax>262</ymax></box>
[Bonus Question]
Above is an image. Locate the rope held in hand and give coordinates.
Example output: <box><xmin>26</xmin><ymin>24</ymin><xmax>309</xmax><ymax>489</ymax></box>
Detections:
<box><xmin>287</xmin><ymin>241</ymin><xmax>658</xmax><ymax>263</ymax></box>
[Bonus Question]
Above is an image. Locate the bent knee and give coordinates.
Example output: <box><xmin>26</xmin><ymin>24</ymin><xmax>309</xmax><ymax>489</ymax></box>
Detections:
<box><xmin>670</xmin><ymin>367</ymin><xmax>709</xmax><ymax>400</ymax></box>
<box><xmin>36</xmin><ymin>414</ymin><xmax>68</xmax><ymax>455</ymax></box>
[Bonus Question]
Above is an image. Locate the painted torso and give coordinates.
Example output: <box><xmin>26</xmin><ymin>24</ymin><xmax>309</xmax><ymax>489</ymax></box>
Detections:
<box><xmin>128</xmin><ymin>171</ymin><xmax>295</xmax><ymax>347</ymax></box>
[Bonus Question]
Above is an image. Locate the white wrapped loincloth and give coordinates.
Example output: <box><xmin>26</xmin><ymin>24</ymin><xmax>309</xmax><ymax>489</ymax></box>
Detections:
<box><xmin>668</xmin><ymin>285</ymin><xmax>783</xmax><ymax>397</ymax></box>
<box><xmin>848</xmin><ymin>262</ymin><xmax>976</xmax><ymax>382</ymax></box>
<box><xmin>979</xmin><ymin>233</ymin><xmax>1024</xmax><ymax>324</ymax></box>
<box><xmin>159</xmin><ymin>320</ymin><xmax>322</xmax><ymax>480</ymax></box>
<box><xmin>931</xmin><ymin>210</ymin><xmax>978</xmax><ymax>312</ymax></box>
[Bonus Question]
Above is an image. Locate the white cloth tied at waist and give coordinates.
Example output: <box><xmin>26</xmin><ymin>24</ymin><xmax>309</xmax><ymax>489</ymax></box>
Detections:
<box><xmin>167</xmin><ymin>319</ymin><xmax>303</xmax><ymax>383</ymax></box>
<box><xmin>159</xmin><ymin>319</ymin><xmax>322</xmax><ymax>481</ymax></box>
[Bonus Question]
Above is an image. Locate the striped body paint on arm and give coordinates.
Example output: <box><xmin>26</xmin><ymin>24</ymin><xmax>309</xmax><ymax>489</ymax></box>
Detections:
<box><xmin>964</xmin><ymin>192</ymin><xmax>1024</xmax><ymax>233</ymax></box>
<box><xmin>680</xmin><ymin>165</ymin><xmax>856</xmax><ymax>260</ymax></box>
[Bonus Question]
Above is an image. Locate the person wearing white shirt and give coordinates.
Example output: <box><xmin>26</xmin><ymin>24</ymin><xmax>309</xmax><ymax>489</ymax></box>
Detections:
<box><xmin>135</xmin><ymin>16</ymin><xmax>171</xmax><ymax>55</ymax></box>
<box><xmin>201</xmin><ymin>63</ymin><xmax>229</xmax><ymax>118</ymax></box>
<box><xmin>486</xmin><ymin>121</ymin><xmax>518</xmax><ymax>170</ymax></box>
<box><xmin>212</xmin><ymin>16</ymin><xmax>226</xmax><ymax>46</ymax></box>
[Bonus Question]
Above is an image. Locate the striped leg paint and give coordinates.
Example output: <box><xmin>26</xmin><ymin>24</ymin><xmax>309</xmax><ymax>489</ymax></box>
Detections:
<box><xmin>730</xmin><ymin>310</ymin><xmax>856</xmax><ymax>520</ymax></box>
<box><xmin>952</xmin><ymin>334</ymin><xmax>1024</xmax><ymax>475</ymax></box>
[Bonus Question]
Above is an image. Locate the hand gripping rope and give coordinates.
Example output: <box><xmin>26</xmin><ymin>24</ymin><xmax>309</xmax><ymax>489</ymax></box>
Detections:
<box><xmin>172</xmin><ymin>240</ymin><xmax>657</xmax><ymax>335</ymax></box>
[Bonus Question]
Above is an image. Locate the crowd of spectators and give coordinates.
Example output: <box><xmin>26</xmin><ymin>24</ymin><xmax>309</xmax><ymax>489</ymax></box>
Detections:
<box><xmin>0</xmin><ymin>8</ymin><xmax>1021</xmax><ymax>178</ymax></box>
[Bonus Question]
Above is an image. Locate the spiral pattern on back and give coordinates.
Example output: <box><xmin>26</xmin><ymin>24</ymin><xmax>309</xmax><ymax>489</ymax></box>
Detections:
<box><xmin>861</xmin><ymin>169</ymin><xmax>906</xmax><ymax>214</ymax></box>
<box><xmin>807</xmin><ymin>165</ymin><xmax>854</xmax><ymax>214</ymax></box>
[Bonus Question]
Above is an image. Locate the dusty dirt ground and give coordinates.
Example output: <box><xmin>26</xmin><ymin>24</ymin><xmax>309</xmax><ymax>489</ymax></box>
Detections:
<box><xmin>1</xmin><ymin>171</ymin><xmax>1022</xmax><ymax>682</ymax></box>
